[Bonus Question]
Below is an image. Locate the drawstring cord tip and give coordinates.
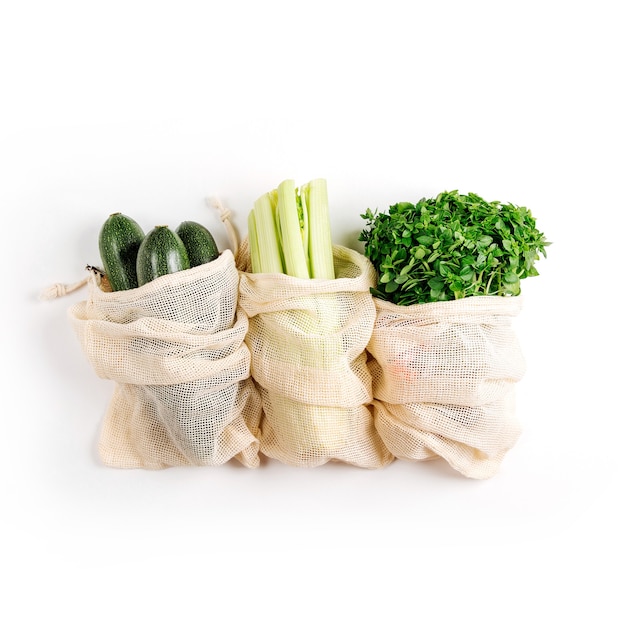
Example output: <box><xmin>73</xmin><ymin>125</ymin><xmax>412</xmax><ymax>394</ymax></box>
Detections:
<box><xmin>39</xmin><ymin>276</ymin><xmax>89</xmax><ymax>301</ymax></box>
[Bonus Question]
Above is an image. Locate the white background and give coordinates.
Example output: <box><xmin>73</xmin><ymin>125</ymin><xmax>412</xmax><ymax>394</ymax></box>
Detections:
<box><xmin>2</xmin><ymin>1</ymin><xmax>624</xmax><ymax>624</ymax></box>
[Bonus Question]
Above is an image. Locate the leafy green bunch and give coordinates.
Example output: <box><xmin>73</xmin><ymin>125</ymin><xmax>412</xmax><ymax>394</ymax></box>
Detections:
<box><xmin>359</xmin><ymin>190</ymin><xmax>550</xmax><ymax>305</ymax></box>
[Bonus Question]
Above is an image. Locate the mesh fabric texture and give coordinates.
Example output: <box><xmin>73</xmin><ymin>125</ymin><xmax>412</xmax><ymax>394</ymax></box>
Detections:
<box><xmin>69</xmin><ymin>250</ymin><xmax>261</xmax><ymax>469</ymax></box>
<box><xmin>367</xmin><ymin>295</ymin><xmax>525</xmax><ymax>478</ymax></box>
<box><xmin>237</xmin><ymin>240</ymin><xmax>393</xmax><ymax>469</ymax></box>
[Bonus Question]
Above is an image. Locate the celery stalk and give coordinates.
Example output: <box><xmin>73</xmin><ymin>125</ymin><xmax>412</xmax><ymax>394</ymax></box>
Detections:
<box><xmin>297</xmin><ymin>187</ymin><xmax>310</xmax><ymax>275</ymax></box>
<box><xmin>277</xmin><ymin>179</ymin><xmax>310</xmax><ymax>279</ymax></box>
<box><xmin>302</xmin><ymin>178</ymin><xmax>335</xmax><ymax>280</ymax></box>
<box><xmin>253</xmin><ymin>192</ymin><xmax>284</xmax><ymax>274</ymax></box>
<box><xmin>268</xmin><ymin>189</ymin><xmax>286</xmax><ymax>271</ymax></box>
<box><xmin>247</xmin><ymin>210</ymin><xmax>262</xmax><ymax>273</ymax></box>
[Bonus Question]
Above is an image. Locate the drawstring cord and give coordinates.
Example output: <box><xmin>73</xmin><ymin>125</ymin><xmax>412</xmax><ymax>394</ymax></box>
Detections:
<box><xmin>208</xmin><ymin>196</ymin><xmax>239</xmax><ymax>257</ymax></box>
<box><xmin>39</xmin><ymin>265</ymin><xmax>108</xmax><ymax>301</ymax></box>
<box><xmin>39</xmin><ymin>276</ymin><xmax>90</xmax><ymax>301</ymax></box>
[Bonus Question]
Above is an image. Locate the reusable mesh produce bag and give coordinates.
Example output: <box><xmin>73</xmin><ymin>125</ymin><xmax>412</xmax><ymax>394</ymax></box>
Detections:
<box><xmin>237</xmin><ymin>240</ymin><xmax>393</xmax><ymax>469</ymax></box>
<box><xmin>68</xmin><ymin>249</ymin><xmax>261</xmax><ymax>469</ymax></box>
<box><xmin>367</xmin><ymin>295</ymin><xmax>525</xmax><ymax>479</ymax></box>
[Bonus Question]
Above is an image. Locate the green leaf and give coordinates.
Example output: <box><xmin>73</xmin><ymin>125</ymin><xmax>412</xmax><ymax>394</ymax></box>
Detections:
<box><xmin>459</xmin><ymin>265</ymin><xmax>474</xmax><ymax>281</ymax></box>
<box><xmin>428</xmin><ymin>277</ymin><xmax>444</xmax><ymax>290</ymax></box>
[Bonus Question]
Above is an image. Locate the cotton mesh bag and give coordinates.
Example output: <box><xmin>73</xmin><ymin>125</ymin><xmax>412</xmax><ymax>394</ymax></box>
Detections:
<box><xmin>367</xmin><ymin>295</ymin><xmax>525</xmax><ymax>479</ymax></box>
<box><xmin>68</xmin><ymin>249</ymin><xmax>261</xmax><ymax>469</ymax></box>
<box><xmin>237</xmin><ymin>240</ymin><xmax>393</xmax><ymax>469</ymax></box>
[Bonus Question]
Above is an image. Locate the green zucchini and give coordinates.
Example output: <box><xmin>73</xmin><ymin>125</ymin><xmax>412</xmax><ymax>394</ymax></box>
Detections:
<box><xmin>175</xmin><ymin>221</ymin><xmax>220</xmax><ymax>267</ymax></box>
<box><xmin>99</xmin><ymin>212</ymin><xmax>145</xmax><ymax>291</ymax></box>
<box><xmin>136</xmin><ymin>225</ymin><xmax>190</xmax><ymax>286</ymax></box>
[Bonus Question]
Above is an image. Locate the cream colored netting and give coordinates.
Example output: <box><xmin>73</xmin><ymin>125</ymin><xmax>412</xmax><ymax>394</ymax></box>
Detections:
<box><xmin>367</xmin><ymin>295</ymin><xmax>525</xmax><ymax>479</ymax></box>
<box><xmin>237</xmin><ymin>240</ymin><xmax>393</xmax><ymax>469</ymax></box>
<box><xmin>68</xmin><ymin>249</ymin><xmax>261</xmax><ymax>469</ymax></box>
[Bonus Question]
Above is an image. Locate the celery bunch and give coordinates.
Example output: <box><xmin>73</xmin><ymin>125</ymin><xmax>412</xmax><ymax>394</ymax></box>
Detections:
<box><xmin>248</xmin><ymin>178</ymin><xmax>335</xmax><ymax>279</ymax></box>
<box><xmin>246</xmin><ymin>178</ymin><xmax>346</xmax><ymax>459</ymax></box>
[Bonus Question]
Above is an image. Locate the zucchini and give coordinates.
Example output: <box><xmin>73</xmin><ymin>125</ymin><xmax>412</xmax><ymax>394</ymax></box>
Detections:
<box><xmin>136</xmin><ymin>225</ymin><xmax>190</xmax><ymax>286</ymax></box>
<box><xmin>99</xmin><ymin>212</ymin><xmax>145</xmax><ymax>291</ymax></box>
<box><xmin>175</xmin><ymin>221</ymin><xmax>219</xmax><ymax>267</ymax></box>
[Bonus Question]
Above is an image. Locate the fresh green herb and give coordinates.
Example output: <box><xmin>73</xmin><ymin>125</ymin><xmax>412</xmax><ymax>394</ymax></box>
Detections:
<box><xmin>359</xmin><ymin>190</ymin><xmax>550</xmax><ymax>305</ymax></box>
